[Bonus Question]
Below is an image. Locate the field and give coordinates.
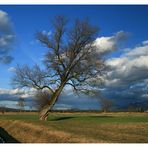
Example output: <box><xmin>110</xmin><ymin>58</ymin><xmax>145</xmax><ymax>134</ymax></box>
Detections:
<box><xmin>0</xmin><ymin>112</ymin><xmax>148</xmax><ymax>143</ymax></box>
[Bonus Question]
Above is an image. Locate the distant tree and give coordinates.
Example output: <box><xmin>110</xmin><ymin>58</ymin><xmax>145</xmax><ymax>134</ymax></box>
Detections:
<box><xmin>12</xmin><ymin>16</ymin><xmax>106</xmax><ymax>120</ymax></box>
<box><xmin>99</xmin><ymin>97</ymin><xmax>113</xmax><ymax>112</ymax></box>
<box><xmin>0</xmin><ymin>105</ymin><xmax>5</xmax><ymax>114</ymax></box>
<box><xmin>128</xmin><ymin>102</ymin><xmax>145</xmax><ymax>112</ymax></box>
<box><xmin>17</xmin><ymin>97</ymin><xmax>25</xmax><ymax>112</ymax></box>
<box><xmin>29</xmin><ymin>105</ymin><xmax>33</xmax><ymax>112</ymax></box>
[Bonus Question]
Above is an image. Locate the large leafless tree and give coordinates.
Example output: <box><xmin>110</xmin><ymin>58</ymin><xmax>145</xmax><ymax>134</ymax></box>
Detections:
<box><xmin>12</xmin><ymin>16</ymin><xmax>106</xmax><ymax>120</ymax></box>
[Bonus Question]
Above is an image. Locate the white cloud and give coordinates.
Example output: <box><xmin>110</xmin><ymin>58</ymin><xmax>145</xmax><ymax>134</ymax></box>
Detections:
<box><xmin>0</xmin><ymin>10</ymin><xmax>15</xmax><ymax>64</ymax></box>
<box><xmin>95</xmin><ymin>36</ymin><xmax>116</xmax><ymax>53</ymax></box>
<box><xmin>125</xmin><ymin>45</ymin><xmax>148</xmax><ymax>57</ymax></box>
<box><xmin>94</xmin><ymin>31</ymin><xmax>128</xmax><ymax>54</ymax></box>
<box><xmin>0</xmin><ymin>88</ymin><xmax>37</xmax><ymax>109</ymax></box>
<box><xmin>105</xmin><ymin>40</ymin><xmax>148</xmax><ymax>90</ymax></box>
<box><xmin>0</xmin><ymin>10</ymin><xmax>9</xmax><ymax>31</ymax></box>
<box><xmin>0</xmin><ymin>34</ymin><xmax>14</xmax><ymax>47</ymax></box>
<box><xmin>0</xmin><ymin>10</ymin><xmax>13</xmax><ymax>34</ymax></box>
<box><xmin>142</xmin><ymin>40</ymin><xmax>148</xmax><ymax>45</ymax></box>
<box><xmin>106</xmin><ymin>57</ymin><xmax>128</xmax><ymax>68</ymax></box>
<box><xmin>105</xmin><ymin>78</ymin><xmax>121</xmax><ymax>87</ymax></box>
<box><xmin>42</xmin><ymin>30</ymin><xmax>52</xmax><ymax>36</ymax></box>
<box><xmin>8</xmin><ymin>67</ymin><xmax>16</xmax><ymax>72</ymax></box>
<box><xmin>0</xmin><ymin>88</ymin><xmax>19</xmax><ymax>95</ymax></box>
<box><xmin>0</xmin><ymin>88</ymin><xmax>35</xmax><ymax>98</ymax></box>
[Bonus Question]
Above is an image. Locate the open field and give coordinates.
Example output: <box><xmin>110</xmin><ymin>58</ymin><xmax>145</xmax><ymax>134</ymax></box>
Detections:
<box><xmin>0</xmin><ymin>112</ymin><xmax>148</xmax><ymax>143</ymax></box>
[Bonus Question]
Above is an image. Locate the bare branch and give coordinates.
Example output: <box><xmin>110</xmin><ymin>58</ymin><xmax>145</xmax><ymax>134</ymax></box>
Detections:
<box><xmin>12</xmin><ymin>16</ymin><xmax>107</xmax><ymax>120</ymax></box>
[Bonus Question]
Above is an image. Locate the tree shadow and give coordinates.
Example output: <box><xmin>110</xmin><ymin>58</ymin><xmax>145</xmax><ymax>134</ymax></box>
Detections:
<box><xmin>0</xmin><ymin>127</ymin><xmax>20</xmax><ymax>143</ymax></box>
<box><xmin>49</xmin><ymin>115</ymin><xmax>113</xmax><ymax>121</ymax></box>
<box><xmin>50</xmin><ymin>116</ymin><xmax>75</xmax><ymax>121</ymax></box>
<box><xmin>89</xmin><ymin>115</ymin><xmax>113</xmax><ymax>118</ymax></box>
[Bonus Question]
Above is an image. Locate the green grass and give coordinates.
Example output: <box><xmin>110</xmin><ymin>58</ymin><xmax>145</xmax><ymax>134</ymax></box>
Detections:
<box><xmin>0</xmin><ymin>112</ymin><xmax>148</xmax><ymax>143</ymax></box>
<box><xmin>0</xmin><ymin>114</ymin><xmax>38</xmax><ymax>121</ymax></box>
<box><xmin>0</xmin><ymin>112</ymin><xmax>148</xmax><ymax>123</ymax></box>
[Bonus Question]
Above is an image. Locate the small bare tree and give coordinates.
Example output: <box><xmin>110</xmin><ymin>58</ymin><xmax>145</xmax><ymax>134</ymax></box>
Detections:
<box><xmin>17</xmin><ymin>97</ymin><xmax>25</xmax><ymax>112</ymax></box>
<box><xmin>0</xmin><ymin>104</ymin><xmax>5</xmax><ymax>114</ymax></box>
<box><xmin>12</xmin><ymin>16</ymin><xmax>106</xmax><ymax>120</ymax></box>
<box><xmin>99</xmin><ymin>97</ymin><xmax>113</xmax><ymax>112</ymax></box>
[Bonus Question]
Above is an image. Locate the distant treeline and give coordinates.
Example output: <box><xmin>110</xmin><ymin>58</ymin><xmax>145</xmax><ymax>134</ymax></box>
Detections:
<box><xmin>0</xmin><ymin>107</ymin><xmax>37</xmax><ymax>113</ymax></box>
<box><xmin>0</xmin><ymin>107</ymin><xmax>148</xmax><ymax>113</ymax></box>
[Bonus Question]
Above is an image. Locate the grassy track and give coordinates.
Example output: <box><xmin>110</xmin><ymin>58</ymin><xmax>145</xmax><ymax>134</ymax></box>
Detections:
<box><xmin>0</xmin><ymin>112</ymin><xmax>148</xmax><ymax>143</ymax></box>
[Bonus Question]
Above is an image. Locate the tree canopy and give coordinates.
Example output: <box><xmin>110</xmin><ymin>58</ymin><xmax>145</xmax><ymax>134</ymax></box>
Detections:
<box><xmin>11</xmin><ymin>16</ymin><xmax>106</xmax><ymax>120</ymax></box>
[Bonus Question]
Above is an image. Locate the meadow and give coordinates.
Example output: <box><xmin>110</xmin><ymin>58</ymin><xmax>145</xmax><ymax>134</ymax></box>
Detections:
<box><xmin>0</xmin><ymin>112</ymin><xmax>148</xmax><ymax>143</ymax></box>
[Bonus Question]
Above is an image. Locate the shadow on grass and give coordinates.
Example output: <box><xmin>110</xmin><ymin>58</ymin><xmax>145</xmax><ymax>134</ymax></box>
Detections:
<box><xmin>89</xmin><ymin>115</ymin><xmax>113</xmax><ymax>118</ymax></box>
<box><xmin>0</xmin><ymin>127</ymin><xmax>20</xmax><ymax>143</ymax></box>
<box><xmin>49</xmin><ymin>116</ymin><xmax>113</xmax><ymax>121</ymax></box>
<box><xmin>50</xmin><ymin>116</ymin><xmax>75</xmax><ymax>121</ymax></box>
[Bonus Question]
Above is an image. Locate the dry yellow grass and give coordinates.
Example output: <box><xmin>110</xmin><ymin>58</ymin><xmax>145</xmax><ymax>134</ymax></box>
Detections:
<box><xmin>0</xmin><ymin>120</ymin><xmax>103</xmax><ymax>143</ymax></box>
<box><xmin>0</xmin><ymin>112</ymin><xmax>148</xmax><ymax>143</ymax></box>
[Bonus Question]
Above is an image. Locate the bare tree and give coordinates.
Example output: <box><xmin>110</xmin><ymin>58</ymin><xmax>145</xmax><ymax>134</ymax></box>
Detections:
<box><xmin>17</xmin><ymin>97</ymin><xmax>25</xmax><ymax>112</ymax></box>
<box><xmin>29</xmin><ymin>105</ymin><xmax>33</xmax><ymax>112</ymax></box>
<box><xmin>0</xmin><ymin>104</ymin><xmax>6</xmax><ymax>114</ymax></box>
<box><xmin>12</xmin><ymin>16</ymin><xmax>106</xmax><ymax>120</ymax></box>
<box><xmin>99</xmin><ymin>97</ymin><xmax>113</xmax><ymax>112</ymax></box>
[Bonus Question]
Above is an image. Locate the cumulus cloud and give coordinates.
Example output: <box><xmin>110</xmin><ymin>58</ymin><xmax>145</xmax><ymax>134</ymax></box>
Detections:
<box><xmin>0</xmin><ymin>34</ymin><xmax>14</xmax><ymax>48</ymax></box>
<box><xmin>0</xmin><ymin>88</ymin><xmax>35</xmax><ymax>99</ymax></box>
<box><xmin>106</xmin><ymin>43</ymin><xmax>148</xmax><ymax>85</ymax></box>
<box><xmin>0</xmin><ymin>10</ymin><xmax>15</xmax><ymax>64</ymax></box>
<box><xmin>125</xmin><ymin>44</ymin><xmax>148</xmax><ymax>57</ymax></box>
<box><xmin>94</xmin><ymin>31</ymin><xmax>128</xmax><ymax>54</ymax></box>
<box><xmin>0</xmin><ymin>88</ymin><xmax>100</xmax><ymax>110</ymax></box>
<box><xmin>0</xmin><ymin>10</ymin><xmax>12</xmax><ymax>33</ymax></box>
<box><xmin>0</xmin><ymin>88</ymin><xmax>20</xmax><ymax>96</ymax></box>
<box><xmin>102</xmin><ymin>40</ymin><xmax>148</xmax><ymax>108</ymax></box>
<box><xmin>0</xmin><ymin>88</ymin><xmax>37</xmax><ymax>109</ymax></box>
<box><xmin>142</xmin><ymin>40</ymin><xmax>148</xmax><ymax>45</ymax></box>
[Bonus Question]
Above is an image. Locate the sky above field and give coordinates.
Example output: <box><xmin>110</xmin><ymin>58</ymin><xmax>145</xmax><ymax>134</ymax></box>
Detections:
<box><xmin>0</xmin><ymin>5</ymin><xmax>148</xmax><ymax>110</ymax></box>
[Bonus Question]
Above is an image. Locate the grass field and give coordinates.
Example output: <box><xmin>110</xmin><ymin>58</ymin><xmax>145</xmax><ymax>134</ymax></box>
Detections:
<box><xmin>0</xmin><ymin>112</ymin><xmax>148</xmax><ymax>143</ymax></box>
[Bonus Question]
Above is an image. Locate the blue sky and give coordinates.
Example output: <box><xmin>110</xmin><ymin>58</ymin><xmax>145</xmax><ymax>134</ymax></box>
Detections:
<box><xmin>0</xmin><ymin>5</ymin><xmax>148</xmax><ymax>110</ymax></box>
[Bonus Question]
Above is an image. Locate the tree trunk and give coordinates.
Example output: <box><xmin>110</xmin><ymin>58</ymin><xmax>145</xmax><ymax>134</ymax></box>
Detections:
<box><xmin>39</xmin><ymin>83</ymin><xmax>65</xmax><ymax>121</ymax></box>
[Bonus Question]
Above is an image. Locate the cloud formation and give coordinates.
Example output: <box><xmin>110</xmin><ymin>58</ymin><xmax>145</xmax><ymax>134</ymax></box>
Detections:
<box><xmin>0</xmin><ymin>88</ymin><xmax>35</xmax><ymax>100</ymax></box>
<box><xmin>0</xmin><ymin>88</ymin><xmax>100</xmax><ymax>110</ymax></box>
<box><xmin>1</xmin><ymin>31</ymin><xmax>148</xmax><ymax>110</ymax></box>
<box><xmin>106</xmin><ymin>42</ymin><xmax>148</xmax><ymax>86</ymax></box>
<box><xmin>8</xmin><ymin>66</ymin><xmax>16</xmax><ymax>72</ymax></box>
<box><xmin>94</xmin><ymin>31</ymin><xmax>128</xmax><ymax>54</ymax></box>
<box><xmin>103</xmin><ymin>41</ymin><xmax>148</xmax><ymax>108</ymax></box>
<box><xmin>0</xmin><ymin>88</ymin><xmax>36</xmax><ymax>109</ymax></box>
<box><xmin>0</xmin><ymin>10</ymin><xmax>15</xmax><ymax>64</ymax></box>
